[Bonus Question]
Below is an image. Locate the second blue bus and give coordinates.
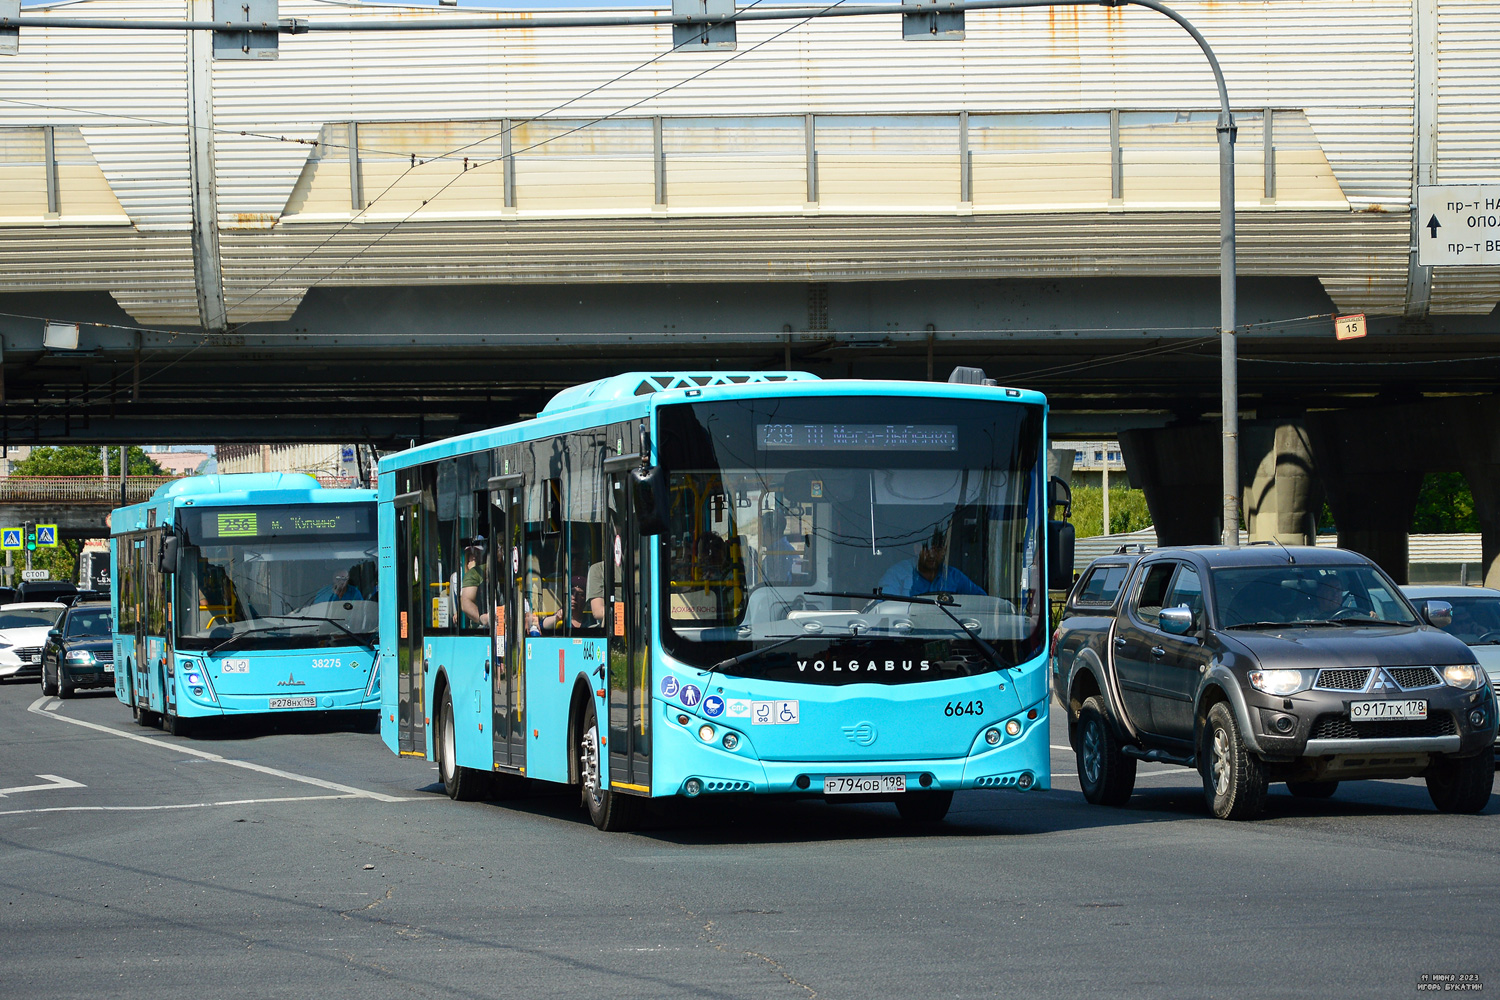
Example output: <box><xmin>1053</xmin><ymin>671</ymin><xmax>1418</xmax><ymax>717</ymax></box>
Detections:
<box><xmin>111</xmin><ymin>473</ymin><xmax>381</xmax><ymax>735</ymax></box>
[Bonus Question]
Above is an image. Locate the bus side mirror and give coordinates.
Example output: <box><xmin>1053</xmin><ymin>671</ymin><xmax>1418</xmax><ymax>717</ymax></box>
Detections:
<box><xmin>1047</xmin><ymin>476</ymin><xmax>1072</xmax><ymax>519</ymax></box>
<box><xmin>631</xmin><ymin>466</ymin><xmax>669</xmax><ymax>536</ymax></box>
<box><xmin>1047</xmin><ymin>520</ymin><xmax>1075</xmax><ymax>592</ymax></box>
<box><xmin>158</xmin><ymin>534</ymin><xmax>180</xmax><ymax>573</ymax></box>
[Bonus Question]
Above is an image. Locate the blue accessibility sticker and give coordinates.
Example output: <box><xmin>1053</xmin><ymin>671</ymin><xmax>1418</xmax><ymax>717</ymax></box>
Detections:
<box><xmin>680</xmin><ymin>684</ymin><xmax>702</xmax><ymax>708</ymax></box>
<box><xmin>660</xmin><ymin>675</ymin><xmax>680</xmax><ymax>698</ymax></box>
<box><xmin>702</xmin><ymin>695</ymin><xmax>724</xmax><ymax>717</ymax></box>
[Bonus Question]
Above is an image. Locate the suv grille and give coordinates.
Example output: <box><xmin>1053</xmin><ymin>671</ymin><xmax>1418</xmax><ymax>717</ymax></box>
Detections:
<box><xmin>1387</xmin><ymin>667</ymin><xmax>1441</xmax><ymax>689</ymax></box>
<box><xmin>1311</xmin><ymin>713</ymin><xmax>1457</xmax><ymax>740</ymax></box>
<box><xmin>1314</xmin><ymin>668</ymin><xmax>1372</xmax><ymax>691</ymax></box>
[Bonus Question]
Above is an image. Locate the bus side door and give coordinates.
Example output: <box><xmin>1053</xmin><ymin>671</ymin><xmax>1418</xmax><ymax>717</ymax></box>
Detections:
<box><xmin>605</xmin><ymin>457</ymin><xmax>651</xmax><ymax>794</ymax></box>
<box><xmin>394</xmin><ymin>485</ymin><xmax>425</xmax><ymax>755</ymax></box>
<box><xmin>489</xmin><ymin>471</ymin><xmax>526</xmax><ymax>774</ymax></box>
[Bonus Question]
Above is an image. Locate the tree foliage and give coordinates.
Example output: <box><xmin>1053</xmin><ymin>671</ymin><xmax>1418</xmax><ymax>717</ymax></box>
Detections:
<box><xmin>1412</xmin><ymin>471</ymin><xmax>1479</xmax><ymax>533</ymax></box>
<box><xmin>1069</xmin><ymin>485</ymin><xmax>1153</xmax><ymax>539</ymax></box>
<box><xmin>11</xmin><ymin>446</ymin><xmax>164</xmax><ymax>477</ymax></box>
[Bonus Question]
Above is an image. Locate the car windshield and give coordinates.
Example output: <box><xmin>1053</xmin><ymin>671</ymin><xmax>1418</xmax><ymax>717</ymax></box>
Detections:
<box><xmin>0</xmin><ymin>608</ymin><xmax>63</xmax><ymax>629</ymax></box>
<box><xmin>174</xmin><ymin>503</ymin><xmax>378</xmax><ymax>650</ymax></box>
<box><xmin>1214</xmin><ymin>564</ymin><xmax>1417</xmax><ymax>627</ymax></box>
<box><xmin>655</xmin><ymin>396</ymin><xmax>1045</xmax><ymax>682</ymax></box>
<box><xmin>65</xmin><ymin>609</ymin><xmax>112</xmax><ymax>637</ymax></box>
<box><xmin>1429</xmin><ymin>596</ymin><xmax>1500</xmax><ymax>645</ymax></box>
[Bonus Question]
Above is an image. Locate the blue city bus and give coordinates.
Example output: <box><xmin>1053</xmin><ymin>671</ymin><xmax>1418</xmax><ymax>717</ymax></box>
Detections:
<box><xmin>111</xmin><ymin>473</ymin><xmax>380</xmax><ymax>736</ymax></box>
<box><xmin>377</xmin><ymin>370</ymin><xmax>1072</xmax><ymax>830</ymax></box>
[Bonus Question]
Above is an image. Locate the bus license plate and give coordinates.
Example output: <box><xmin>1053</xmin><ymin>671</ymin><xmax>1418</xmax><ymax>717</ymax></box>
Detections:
<box><xmin>824</xmin><ymin>775</ymin><xmax>906</xmax><ymax>795</ymax></box>
<box><xmin>1350</xmin><ymin>699</ymin><xmax>1427</xmax><ymax>721</ymax></box>
<box><xmin>269</xmin><ymin>696</ymin><xmax>318</xmax><ymax>709</ymax></box>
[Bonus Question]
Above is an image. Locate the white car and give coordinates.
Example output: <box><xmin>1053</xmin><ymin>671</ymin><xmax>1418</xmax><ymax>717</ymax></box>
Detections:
<box><xmin>0</xmin><ymin>602</ymin><xmax>68</xmax><ymax>680</ymax></box>
<box><xmin>1403</xmin><ymin>585</ymin><xmax>1500</xmax><ymax>747</ymax></box>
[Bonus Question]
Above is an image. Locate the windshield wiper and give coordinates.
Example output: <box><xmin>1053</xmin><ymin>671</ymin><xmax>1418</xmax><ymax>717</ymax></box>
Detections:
<box><xmin>282</xmin><ymin>615</ymin><xmax>377</xmax><ymax>652</ymax></box>
<box><xmin>207</xmin><ymin>622</ymin><xmax>323</xmax><ymax>656</ymax></box>
<box><xmin>1326</xmin><ymin>617</ymin><xmax>1415</xmax><ymax>627</ymax></box>
<box><xmin>711</xmin><ymin>634</ymin><xmax>805</xmax><ymax>672</ymax></box>
<box><xmin>804</xmin><ymin>590</ymin><xmax>1009</xmax><ymax>672</ymax></box>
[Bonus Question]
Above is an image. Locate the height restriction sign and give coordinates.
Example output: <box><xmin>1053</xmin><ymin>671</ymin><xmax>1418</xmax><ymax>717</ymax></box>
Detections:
<box><xmin>1417</xmin><ymin>185</ymin><xmax>1500</xmax><ymax>266</ymax></box>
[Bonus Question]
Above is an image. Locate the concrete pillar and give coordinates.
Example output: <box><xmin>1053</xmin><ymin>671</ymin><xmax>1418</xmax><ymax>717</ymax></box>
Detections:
<box><xmin>1047</xmin><ymin>446</ymin><xmax>1075</xmax><ymax>490</ymax></box>
<box><xmin>1305</xmin><ymin>408</ymin><xmax>1426</xmax><ymax>583</ymax></box>
<box><xmin>1118</xmin><ymin>424</ymin><xmax>1223</xmax><ymax>546</ymax></box>
<box><xmin>1242</xmin><ymin>422</ymin><xmax>1319</xmax><ymax>545</ymax></box>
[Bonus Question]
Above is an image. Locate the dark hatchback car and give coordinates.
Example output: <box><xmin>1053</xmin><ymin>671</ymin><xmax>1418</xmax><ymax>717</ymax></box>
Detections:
<box><xmin>1052</xmin><ymin>545</ymin><xmax>1497</xmax><ymax>818</ymax></box>
<box><xmin>40</xmin><ymin>602</ymin><xmax>114</xmax><ymax>697</ymax></box>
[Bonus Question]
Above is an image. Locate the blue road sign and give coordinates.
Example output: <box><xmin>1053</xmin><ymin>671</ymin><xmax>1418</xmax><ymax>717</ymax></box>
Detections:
<box><xmin>0</xmin><ymin>528</ymin><xmax>20</xmax><ymax>550</ymax></box>
<box><xmin>36</xmin><ymin>524</ymin><xmax>58</xmax><ymax>547</ymax></box>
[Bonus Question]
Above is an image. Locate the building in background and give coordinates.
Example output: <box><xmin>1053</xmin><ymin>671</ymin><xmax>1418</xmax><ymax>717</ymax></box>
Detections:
<box><xmin>214</xmin><ymin>444</ymin><xmax>374</xmax><ymax>486</ymax></box>
<box><xmin>1067</xmin><ymin>441</ymin><xmax>1126</xmax><ymax>491</ymax></box>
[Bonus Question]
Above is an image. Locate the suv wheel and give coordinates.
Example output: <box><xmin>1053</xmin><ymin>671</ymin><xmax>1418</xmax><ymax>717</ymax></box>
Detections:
<box><xmin>1076</xmin><ymin>696</ymin><xmax>1136</xmax><ymax>806</ymax></box>
<box><xmin>1201</xmin><ymin>702</ymin><xmax>1267</xmax><ymax>820</ymax></box>
<box><xmin>1426</xmin><ymin>746</ymin><xmax>1494</xmax><ymax>814</ymax></box>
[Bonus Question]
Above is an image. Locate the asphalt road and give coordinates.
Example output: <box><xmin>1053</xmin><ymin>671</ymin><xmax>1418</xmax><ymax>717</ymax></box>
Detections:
<box><xmin>1</xmin><ymin>680</ymin><xmax>1494</xmax><ymax>1000</ymax></box>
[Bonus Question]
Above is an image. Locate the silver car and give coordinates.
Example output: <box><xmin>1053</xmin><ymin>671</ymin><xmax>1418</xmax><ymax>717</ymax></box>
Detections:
<box><xmin>1403</xmin><ymin>585</ymin><xmax>1500</xmax><ymax>749</ymax></box>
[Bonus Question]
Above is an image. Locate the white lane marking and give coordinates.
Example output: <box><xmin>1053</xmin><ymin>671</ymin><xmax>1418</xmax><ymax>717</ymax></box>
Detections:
<box><xmin>0</xmin><ymin>793</ymin><xmax>353</xmax><ymax>817</ymax></box>
<box><xmin>26</xmin><ymin>697</ymin><xmax>410</xmax><ymax>803</ymax></box>
<box><xmin>43</xmin><ymin>699</ymin><xmax>62</xmax><ymax>713</ymax></box>
<box><xmin>0</xmin><ymin>774</ymin><xmax>87</xmax><ymax>797</ymax></box>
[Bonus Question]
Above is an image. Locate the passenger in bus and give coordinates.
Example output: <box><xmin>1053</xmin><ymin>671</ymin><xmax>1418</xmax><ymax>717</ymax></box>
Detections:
<box><xmin>586</xmin><ymin>559</ymin><xmax>609</xmax><ymax>623</ymax></box>
<box><xmin>760</xmin><ymin>510</ymin><xmax>806</xmax><ymax>584</ymax></box>
<box><xmin>459</xmin><ymin>537</ymin><xmax>488</xmax><ymax>627</ymax></box>
<box><xmin>313</xmin><ymin>570</ymin><xmax>364</xmax><ymax>603</ymax></box>
<box><xmin>878</xmin><ymin>532</ymin><xmax>984</xmax><ymax>598</ymax></box>
<box><xmin>540</xmin><ymin>575</ymin><xmax>593</xmax><ymax>634</ymax></box>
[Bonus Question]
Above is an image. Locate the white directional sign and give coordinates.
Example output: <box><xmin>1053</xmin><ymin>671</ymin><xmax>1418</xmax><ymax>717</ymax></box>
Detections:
<box><xmin>1417</xmin><ymin>185</ymin><xmax>1500</xmax><ymax>266</ymax></box>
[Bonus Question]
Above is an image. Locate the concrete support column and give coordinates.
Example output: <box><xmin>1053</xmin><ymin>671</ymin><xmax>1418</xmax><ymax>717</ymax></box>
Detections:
<box><xmin>1306</xmin><ymin>409</ymin><xmax>1425</xmax><ymax>583</ymax></box>
<box><xmin>1242</xmin><ymin>422</ymin><xmax>1319</xmax><ymax>545</ymax></box>
<box><xmin>1118</xmin><ymin>425</ymin><xmax>1223</xmax><ymax>545</ymax></box>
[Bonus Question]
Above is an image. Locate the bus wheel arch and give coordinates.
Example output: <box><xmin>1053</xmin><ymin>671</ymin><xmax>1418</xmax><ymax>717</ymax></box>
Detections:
<box><xmin>433</xmin><ymin>670</ymin><xmax>486</xmax><ymax>801</ymax></box>
<box><xmin>566</xmin><ymin>680</ymin><xmax>597</xmax><ymax>787</ymax></box>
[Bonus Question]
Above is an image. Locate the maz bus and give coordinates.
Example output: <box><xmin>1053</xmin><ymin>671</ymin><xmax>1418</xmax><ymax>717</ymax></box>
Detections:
<box><xmin>111</xmin><ymin>473</ymin><xmax>380</xmax><ymax>736</ymax></box>
<box><xmin>377</xmin><ymin>370</ymin><xmax>1072</xmax><ymax>830</ymax></box>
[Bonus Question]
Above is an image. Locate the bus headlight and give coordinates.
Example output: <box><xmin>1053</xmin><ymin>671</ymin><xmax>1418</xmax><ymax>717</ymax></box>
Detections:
<box><xmin>1004</xmin><ymin>719</ymin><xmax>1022</xmax><ymax>737</ymax></box>
<box><xmin>984</xmin><ymin>728</ymin><xmax>1002</xmax><ymax>745</ymax></box>
<box><xmin>722</xmin><ymin>732</ymin><xmax>740</xmax><ymax>750</ymax></box>
<box><xmin>698</xmin><ymin>724</ymin><xmax>716</xmax><ymax>743</ymax></box>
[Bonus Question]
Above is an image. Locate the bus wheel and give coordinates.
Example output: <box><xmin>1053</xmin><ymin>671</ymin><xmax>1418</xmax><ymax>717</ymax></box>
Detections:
<box><xmin>164</xmin><ymin>710</ymin><xmax>193</xmax><ymax>738</ymax></box>
<box><xmin>579</xmin><ymin>702</ymin><xmax>638</xmax><ymax>832</ymax></box>
<box><xmin>437</xmin><ymin>687</ymin><xmax>485</xmax><ymax>801</ymax></box>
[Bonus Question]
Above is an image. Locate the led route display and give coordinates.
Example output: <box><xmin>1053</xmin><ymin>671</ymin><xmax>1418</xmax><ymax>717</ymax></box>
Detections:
<box><xmin>756</xmin><ymin>423</ymin><xmax>959</xmax><ymax>451</ymax></box>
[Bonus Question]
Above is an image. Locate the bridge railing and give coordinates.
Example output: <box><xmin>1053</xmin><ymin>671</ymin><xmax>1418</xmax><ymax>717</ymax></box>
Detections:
<box><xmin>0</xmin><ymin>475</ymin><xmax>363</xmax><ymax>504</ymax></box>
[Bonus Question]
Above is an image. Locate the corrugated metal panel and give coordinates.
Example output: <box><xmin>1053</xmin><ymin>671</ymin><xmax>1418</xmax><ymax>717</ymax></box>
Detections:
<box><xmin>1074</xmin><ymin>530</ymin><xmax>1481</xmax><ymax>573</ymax></box>
<box><xmin>1428</xmin><ymin>0</ymin><xmax>1500</xmax><ymax>315</ymax></box>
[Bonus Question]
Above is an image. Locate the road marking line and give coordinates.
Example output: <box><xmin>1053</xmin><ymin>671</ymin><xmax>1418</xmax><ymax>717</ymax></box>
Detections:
<box><xmin>44</xmin><ymin>699</ymin><xmax>62</xmax><ymax>713</ymax></box>
<box><xmin>0</xmin><ymin>774</ymin><xmax>86</xmax><ymax>797</ymax></box>
<box><xmin>0</xmin><ymin>793</ymin><xmax>354</xmax><ymax>817</ymax></box>
<box><xmin>26</xmin><ymin>696</ymin><xmax>409</xmax><ymax>803</ymax></box>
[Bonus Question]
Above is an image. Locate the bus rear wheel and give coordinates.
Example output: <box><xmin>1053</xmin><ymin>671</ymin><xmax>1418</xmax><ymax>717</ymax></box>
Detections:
<box><xmin>437</xmin><ymin>687</ymin><xmax>486</xmax><ymax>801</ymax></box>
<box><xmin>579</xmin><ymin>702</ymin><xmax>639</xmax><ymax>832</ymax></box>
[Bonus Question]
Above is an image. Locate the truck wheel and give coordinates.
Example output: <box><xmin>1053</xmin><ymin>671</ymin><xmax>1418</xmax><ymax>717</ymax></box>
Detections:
<box><xmin>1076</xmin><ymin>696</ymin><xmax>1136</xmax><ymax>806</ymax></box>
<box><xmin>1426</xmin><ymin>746</ymin><xmax>1495</xmax><ymax>814</ymax></box>
<box><xmin>1202</xmin><ymin>702</ymin><xmax>1267</xmax><ymax>820</ymax></box>
<box><xmin>1285</xmin><ymin>780</ymin><xmax>1338</xmax><ymax>799</ymax></box>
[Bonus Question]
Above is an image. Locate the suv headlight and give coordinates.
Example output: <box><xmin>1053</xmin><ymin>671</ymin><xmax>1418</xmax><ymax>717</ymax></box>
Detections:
<box><xmin>1248</xmin><ymin>668</ymin><xmax>1313</xmax><ymax>696</ymax></box>
<box><xmin>1441</xmin><ymin>664</ymin><xmax>1485</xmax><ymax>689</ymax></box>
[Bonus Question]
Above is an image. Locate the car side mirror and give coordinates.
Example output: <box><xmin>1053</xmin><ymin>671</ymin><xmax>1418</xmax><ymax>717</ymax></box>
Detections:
<box><xmin>159</xmin><ymin>533</ymin><xmax>180</xmax><ymax>573</ymax></box>
<box><xmin>1047</xmin><ymin>520</ymin><xmax>1075</xmax><ymax>591</ymax></box>
<box><xmin>1159</xmin><ymin>605</ymin><xmax>1195</xmax><ymax>635</ymax></box>
<box><xmin>1423</xmin><ymin>600</ymin><xmax>1453</xmax><ymax>628</ymax></box>
<box><xmin>48</xmin><ymin>628</ymin><xmax>61</xmax><ymax>639</ymax></box>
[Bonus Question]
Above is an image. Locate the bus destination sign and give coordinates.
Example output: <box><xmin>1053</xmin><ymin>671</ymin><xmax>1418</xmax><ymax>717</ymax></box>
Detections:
<box><xmin>199</xmin><ymin>507</ymin><xmax>368</xmax><ymax>540</ymax></box>
<box><xmin>756</xmin><ymin>423</ymin><xmax>959</xmax><ymax>451</ymax></box>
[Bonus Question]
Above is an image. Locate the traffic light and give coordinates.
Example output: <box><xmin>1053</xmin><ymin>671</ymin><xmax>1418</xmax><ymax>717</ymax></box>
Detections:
<box><xmin>24</xmin><ymin>521</ymin><xmax>36</xmax><ymax>551</ymax></box>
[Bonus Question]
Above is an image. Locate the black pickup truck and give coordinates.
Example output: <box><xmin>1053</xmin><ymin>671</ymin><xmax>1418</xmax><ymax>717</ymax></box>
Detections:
<box><xmin>1051</xmin><ymin>544</ymin><xmax>1496</xmax><ymax>818</ymax></box>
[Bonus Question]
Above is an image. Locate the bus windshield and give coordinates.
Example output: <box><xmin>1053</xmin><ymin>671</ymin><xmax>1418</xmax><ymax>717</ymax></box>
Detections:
<box><xmin>173</xmin><ymin>503</ymin><xmax>379</xmax><ymax>650</ymax></box>
<box><xmin>656</xmin><ymin>396</ymin><xmax>1045</xmax><ymax>682</ymax></box>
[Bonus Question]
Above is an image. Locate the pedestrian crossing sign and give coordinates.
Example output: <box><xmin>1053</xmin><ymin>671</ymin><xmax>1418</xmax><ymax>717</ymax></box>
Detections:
<box><xmin>0</xmin><ymin>528</ymin><xmax>19</xmax><ymax>550</ymax></box>
<box><xmin>36</xmin><ymin>524</ymin><xmax>58</xmax><ymax>547</ymax></box>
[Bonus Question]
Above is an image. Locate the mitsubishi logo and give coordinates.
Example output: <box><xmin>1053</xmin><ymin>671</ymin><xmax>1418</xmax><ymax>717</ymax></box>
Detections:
<box><xmin>277</xmin><ymin>672</ymin><xmax>306</xmax><ymax>687</ymax></box>
<box><xmin>1371</xmin><ymin>669</ymin><xmax>1396</xmax><ymax>691</ymax></box>
<box><xmin>842</xmin><ymin>722</ymin><xmax>878</xmax><ymax>746</ymax></box>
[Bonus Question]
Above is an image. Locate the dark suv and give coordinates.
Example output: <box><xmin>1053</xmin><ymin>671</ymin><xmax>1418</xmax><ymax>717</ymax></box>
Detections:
<box><xmin>40</xmin><ymin>602</ymin><xmax>114</xmax><ymax>697</ymax></box>
<box><xmin>1052</xmin><ymin>545</ymin><xmax>1496</xmax><ymax>818</ymax></box>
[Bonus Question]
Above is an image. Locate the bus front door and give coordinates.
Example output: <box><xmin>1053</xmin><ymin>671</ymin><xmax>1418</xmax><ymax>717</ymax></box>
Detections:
<box><xmin>489</xmin><ymin>475</ymin><xmax>526</xmax><ymax>773</ymax></box>
<box><xmin>395</xmin><ymin>490</ymin><xmax>425</xmax><ymax>755</ymax></box>
<box><xmin>605</xmin><ymin>464</ymin><xmax>651</xmax><ymax>794</ymax></box>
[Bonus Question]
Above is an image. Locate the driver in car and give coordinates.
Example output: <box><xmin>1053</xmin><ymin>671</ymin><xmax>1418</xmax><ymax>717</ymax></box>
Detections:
<box><xmin>878</xmin><ymin>532</ymin><xmax>985</xmax><ymax>598</ymax></box>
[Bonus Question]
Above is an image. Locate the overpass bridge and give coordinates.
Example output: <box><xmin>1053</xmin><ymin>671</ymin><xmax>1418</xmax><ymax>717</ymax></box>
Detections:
<box><xmin>1</xmin><ymin>0</ymin><xmax>1498</xmax><ymax>581</ymax></box>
